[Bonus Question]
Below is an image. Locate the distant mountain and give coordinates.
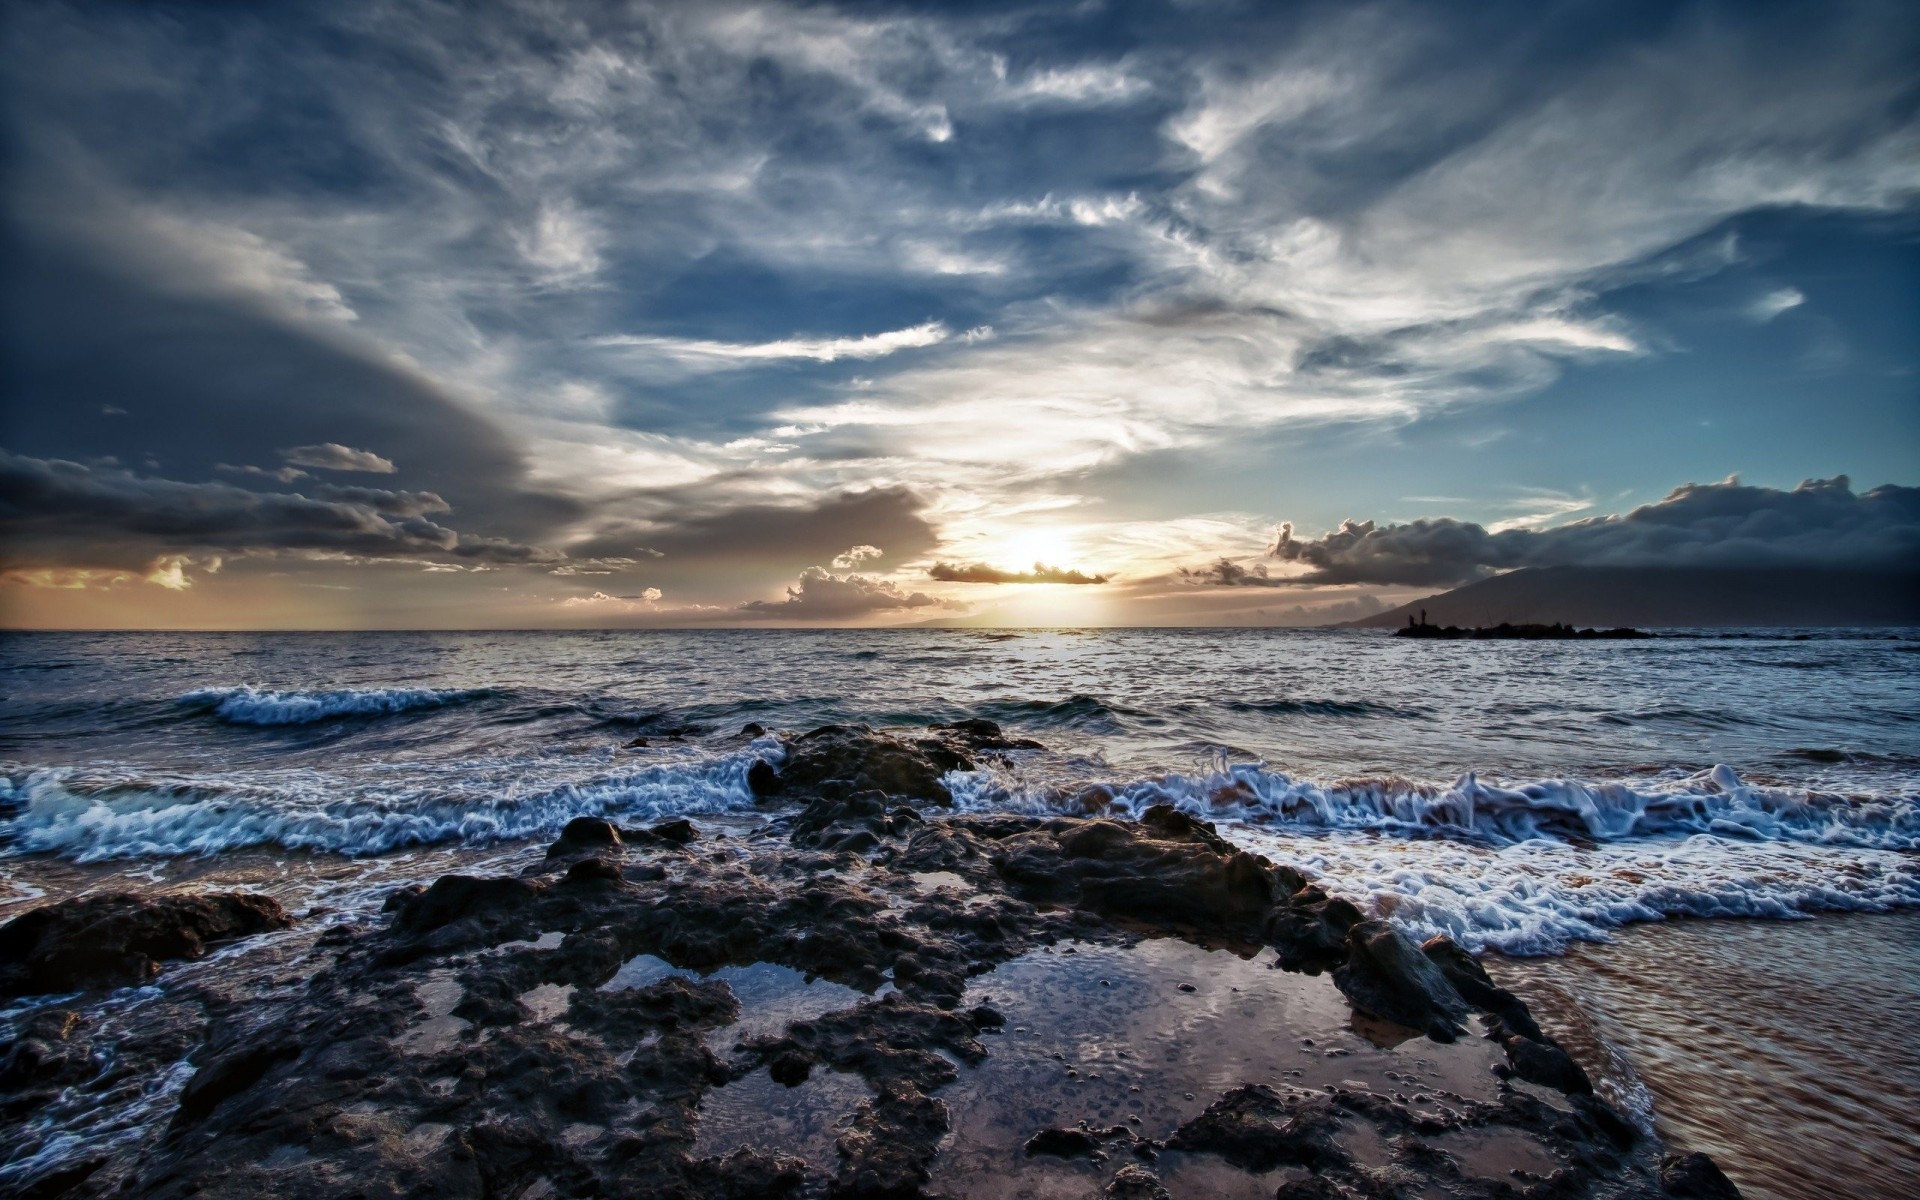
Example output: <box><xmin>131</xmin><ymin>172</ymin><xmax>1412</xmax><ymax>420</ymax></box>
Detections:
<box><xmin>1346</xmin><ymin>566</ymin><xmax>1920</xmax><ymax>629</ymax></box>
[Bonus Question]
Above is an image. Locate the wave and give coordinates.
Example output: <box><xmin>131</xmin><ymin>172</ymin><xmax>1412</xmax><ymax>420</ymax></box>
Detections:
<box><xmin>1226</xmin><ymin>824</ymin><xmax>1920</xmax><ymax>956</ymax></box>
<box><xmin>1219</xmin><ymin>698</ymin><xmax>1426</xmax><ymax>719</ymax></box>
<box><xmin>0</xmin><ymin>745</ymin><xmax>779</xmax><ymax>860</ymax></box>
<box><xmin>949</xmin><ymin>762</ymin><xmax>1920</xmax><ymax>852</ymax></box>
<box><xmin>975</xmin><ymin>694</ymin><xmax>1150</xmax><ymax>734</ymax></box>
<box><xmin>178</xmin><ymin>686</ymin><xmax>499</xmax><ymax>727</ymax></box>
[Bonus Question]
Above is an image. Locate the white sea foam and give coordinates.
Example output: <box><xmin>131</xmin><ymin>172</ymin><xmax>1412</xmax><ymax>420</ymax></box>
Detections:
<box><xmin>948</xmin><ymin>761</ymin><xmax>1920</xmax><ymax>851</ymax></box>
<box><xmin>0</xmin><ymin>742</ymin><xmax>781</xmax><ymax>860</ymax></box>
<box><xmin>1225</xmin><ymin>825</ymin><xmax>1920</xmax><ymax>956</ymax></box>
<box><xmin>178</xmin><ymin>685</ymin><xmax>493</xmax><ymax>725</ymax></box>
<box><xmin>945</xmin><ymin>760</ymin><xmax>1920</xmax><ymax>953</ymax></box>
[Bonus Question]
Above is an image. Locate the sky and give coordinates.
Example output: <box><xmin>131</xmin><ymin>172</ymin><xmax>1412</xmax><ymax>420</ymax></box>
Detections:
<box><xmin>0</xmin><ymin>0</ymin><xmax>1915</xmax><ymax>629</ymax></box>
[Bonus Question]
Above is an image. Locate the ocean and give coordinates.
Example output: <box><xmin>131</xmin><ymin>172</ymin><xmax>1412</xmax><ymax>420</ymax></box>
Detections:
<box><xmin>2</xmin><ymin>627</ymin><xmax>1917</xmax><ymax>1198</ymax></box>
<box><xmin>5</xmin><ymin>628</ymin><xmax>1916</xmax><ymax>950</ymax></box>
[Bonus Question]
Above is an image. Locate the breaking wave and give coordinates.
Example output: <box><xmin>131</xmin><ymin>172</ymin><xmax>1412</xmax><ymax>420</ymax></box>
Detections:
<box><xmin>178</xmin><ymin>686</ymin><xmax>499</xmax><ymax>726</ymax></box>
<box><xmin>950</xmin><ymin>760</ymin><xmax>1920</xmax><ymax>954</ymax></box>
<box><xmin>950</xmin><ymin>762</ymin><xmax>1919</xmax><ymax>851</ymax></box>
<box><xmin>0</xmin><ymin>747</ymin><xmax>776</xmax><ymax>860</ymax></box>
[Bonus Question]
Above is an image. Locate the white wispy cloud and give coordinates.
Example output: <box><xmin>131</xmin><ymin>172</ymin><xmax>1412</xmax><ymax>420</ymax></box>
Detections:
<box><xmin>596</xmin><ymin>321</ymin><xmax>951</xmax><ymax>367</ymax></box>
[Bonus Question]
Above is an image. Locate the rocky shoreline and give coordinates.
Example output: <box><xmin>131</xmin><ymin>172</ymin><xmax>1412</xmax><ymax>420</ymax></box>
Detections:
<box><xmin>0</xmin><ymin>722</ymin><xmax>1742</xmax><ymax>1199</ymax></box>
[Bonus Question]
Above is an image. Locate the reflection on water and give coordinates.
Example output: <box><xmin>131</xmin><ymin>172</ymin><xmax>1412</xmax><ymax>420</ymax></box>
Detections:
<box><xmin>1491</xmin><ymin>910</ymin><xmax>1920</xmax><ymax>1200</ymax></box>
<box><xmin>929</xmin><ymin>936</ymin><xmax>1516</xmax><ymax>1199</ymax></box>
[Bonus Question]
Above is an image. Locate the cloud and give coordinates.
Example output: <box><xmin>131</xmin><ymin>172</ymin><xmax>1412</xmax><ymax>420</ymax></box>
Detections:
<box><xmin>281</xmin><ymin>443</ymin><xmax>397</xmax><ymax>473</ymax></box>
<box><xmin>0</xmin><ymin>451</ymin><xmax>559</xmax><ymax>586</ymax></box>
<box><xmin>1239</xmin><ymin>476</ymin><xmax>1920</xmax><ymax>587</ymax></box>
<box><xmin>218</xmin><ymin>463</ymin><xmax>310</xmax><ymax>484</ymax></box>
<box><xmin>739</xmin><ymin>565</ymin><xmax>943</xmax><ymax>619</ymax></box>
<box><xmin>570</xmin><ymin>487</ymin><xmax>937</xmax><ymax>587</ymax></box>
<box><xmin>929</xmin><ymin>561</ymin><xmax>1110</xmax><ymax>585</ymax></box>
<box><xmin>832</xmin><ymin>544</ymin><xmax>883</xmax><ymax>568</ymax></box>
<box><xmin>1179</xmin><ymin>557</ymin><xmax>1289</xmax><ymax>587</ymax></box>
<box><xmin>596</xmin><ymin>322</ymin><xmax>951</xmax><ymax>370</ymax></box>
<box><xmin>1747</xmin><ymin>287</ymin><xmax>1807</xmax><ymax>322</ymax></box>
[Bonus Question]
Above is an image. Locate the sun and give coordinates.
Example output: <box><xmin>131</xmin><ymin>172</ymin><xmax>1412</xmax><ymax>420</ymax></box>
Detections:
<box><xmin>998</xmin><ymin>528</ymin><xmax>1076</xmax><ymax>572</ymax></box>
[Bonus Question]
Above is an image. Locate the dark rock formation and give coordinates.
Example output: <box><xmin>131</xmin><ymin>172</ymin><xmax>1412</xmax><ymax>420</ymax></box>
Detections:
<box><xmin>1103</xmin><ymin>1163</ymin><xmax>1172</xmax><ymax>1200</ymax></box>
<box><xmin>0</xmin><ymin>892</ymin><xmax>291</xmax><ymax>999</ymax></box>
<box><xmin>1266</xmin><ymin>885</ymin><xmax>1364</xmax><ymax>969</ymax></box>
<box><xmin>545</xmin><ymin>816</ymin><xmax>623</xmax><ymax>859</ymax></box>
<box><xmin>1395</xmin><ymin>620</ymin><xmax>1653</xmax><ymax>640</ymax></box>
<box><xmin>3</xmin><ymin>796</ymin><xmax>1714</xmax><ymax>1200</ymax></box>
<box><xmin>989</xmin><ymin>807</ymin><xmax>1283</xmax><ymax>939</ymax></box>
<box><xmin>1330</xmin><ymin>920</ymin><xmax>1471</xmax><ymax>1041</ymax></box>
<box><xmin>1165</xmin><ymin>1084</ymin><xmax>1347</xmax><ymax>1172</ymax></box>
<box><xmin>754</xmin><ymin>724</ymin><xmax>971</xmax><ymax>806</ymax></box>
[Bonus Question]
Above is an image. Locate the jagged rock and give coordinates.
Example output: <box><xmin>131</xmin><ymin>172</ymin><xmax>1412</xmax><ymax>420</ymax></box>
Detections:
<box><xmin>1661</xmin><ymin>1151</ymin><xmax>1744</xmax><ymax>1198</ymax></box>
<box><xmin>1025</xmin><ymin>1126</ymin><xmax>1105</xmax><ymax>1158</ymax></box>
<box><xmin>1332</xmin><ymin>920</ymin><xmax>1470</xmax><ymax>1041</ymax></box>
<box><xmin>0</xmin><ymin>892</ymin><xmax>292</xmax><ymax>999</ymax></box>
<box><xmin>748</xmin><ymin>758</ymin><xmax>783</xmax><ymax>797</ymax></box>
<box><xmin>1267</xmin><ymin>886</ymin><xmax>1364</xmax><ymax>969</ymax></box>
<box><xmin>1104</xmin><ymin>1163</ymin><xmax>1172</xmax><ymax>1199</ymax></box>
<box><xmin>832</xmin><ymin>1079</ymin><xmax>948</xmax><ymax>1198</ymax></box>
<box><xmin>789</xmin><ymin>791</ymin><xmax>921</xmax><ymax>853</ymax></box>
<box><xmin>1501</xmin><ymin>1029</ymin><xmax>1594</xmax><ymax>1094</ymax></box>
<box><xmin>991</xmin><ymin>814</ymin><xmax>1281</xmax><ymax>938</ymax></box>
<box><xmin>764</xmin><ymin>725</ymin><xmax>966</xmax><ymax>806</ymax></box>
<box><xmin>174</xmin><ymin>1041</ymin><xmax>300</xmax><ymax>1125</ymax></box>
<box><xmin>930</xmin><ymin>718</ymin><xmax>1045</xmax><ymax>753</ymax></box>
<box><xmin>384</xmin><ymin>874</ymin><xmax>543</xmax><ymax>936</ymax></box>
<box><xmin>545</xmin><ymin>816</ymin><xmax>623</xmax><ymax>859</ymax></box>
<box><xmin>645</xmin><ymin>818</ymin><xmax>699</xmax><ymax>846</ymax></box>
<box><xmin>1421</xmin><ymin>935</ymin><xmax>1546</xmax><ymax>1041</ymax></box>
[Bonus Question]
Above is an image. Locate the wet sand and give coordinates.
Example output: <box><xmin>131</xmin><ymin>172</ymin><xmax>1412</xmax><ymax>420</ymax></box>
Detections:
<box><xmin>1490</xmin><ymin>910</ymin><xmax>1920</xmax><ymax>1200</ymax></box>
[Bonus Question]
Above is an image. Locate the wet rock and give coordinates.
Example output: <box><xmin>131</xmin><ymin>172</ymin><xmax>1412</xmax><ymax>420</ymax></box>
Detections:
<box><xmin>832</xmin><ymin>1079</ymin><xmax>947</xmax><ymax>1198</ymax></box>
<box><xmin>1266</xmin><ymin>886</ymin><xmax>1364</xmax><ymax>970</ymax></box>
<box><xmin>564</xmin><ymin>856</ymin><xmax>627</xmax><ymax>886</ymax></box>
<box><xmin>789</xmin><ymin>791</ymin><xmax>921</xmax><ymax>853</ymax></box>
<box><xmin>991</xmin><ymin>816</ymin><xmax>1282</xmax><ymax>938</ymax></box>
<box><xmin>930</xmin><ymin>718</ymin><xmax>1044</xmax><ymax>753</ymax></box>
<box><xmin>1165</xmin><ymin>1084</ymin><xmax>1346</xmax><ymax>1172</ymax></box>
<box><xmin>766</xmin><ymin>725</ymin><xmax>964</xmax><ymax>806</ymax></box>
<box><xmin>1025</xmin><ymin>1123</ymin><xmax>1148</xmax><ymax>1162</ymax></box>
<box><xmin>0</xmin><ymin>891</ymin><xmax>292</xmax><ymax>999</ymax></box>
<box><xmin>1331</xmin><ymin>920</ymin><xmax>1470</xmax><ymax>1041</ymax></box>
<box><xmin>1421</xmin><ymin>934</ymin><xmax>1546</xmax><ymax>1041</ymax></box>
<box><xmin>174</xmin><ymin>1041</ymin><xmax>301</xmax><ymax>1125</ymax></box>
<box><xmin>1273</xmin><ymin>1178</ymin><xmax>1344</xmax><ymax>1200</ymax></box>
<box><xmin>1661</xmin><ymin>1151</ymin><xmax>1744</xmax><ymax>1198</ymax></box>
<box><xmin>546</xmin><ymin>816</ymin><xmax>624</xmax><ymax>859</ymax></box>
<box><xmin>1026</xmin><ymin>1126</ymin><xmax>1104</xmax><ymax>1158</ymax></box>
<box><xmin>385</xmin><ymin>875</ymin><xmax>543</xmax><ymax>936</ymax></box>
<box><xmin>0</xmin><ymin>1008</ymin><xmax>98</xmax><ymax>1124</ymax></box>
<box><xmin>747</xmin><ymin>758</ymin><xmax>783</xmax><ymax>797</ymax></box>
<box><xmin>646</xmin><ymin>818</ymin><xmax>699</xmax><ymax>846</ymax></box>
<box><xmin>1104</xmin><ymin>1163</ymin><xmax>1172</xmax><ymax>1199</ymax></box>
<box><xmin>1500</xmin><ymin>1028</ymin><xmax>1594</xmax><ymax>1095</ymax></box>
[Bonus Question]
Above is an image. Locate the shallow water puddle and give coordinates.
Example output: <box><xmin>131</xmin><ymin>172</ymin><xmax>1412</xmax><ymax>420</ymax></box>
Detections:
<box><xmin>927</xmin><ymin>936</ymin><xmax>1508</xmax><ymax>1198</ymax></box>
<box><xmin>601</xmin><ymin>954</ymin><xmax>869</xmax><ymax>1049</ymax></box>
<box><xmin>1430</xmin><ymin>1127</ymin><xmax>1561</xmax><ymax>1183</ymax></box>
<box><xmin>400</xmin><ymin>969</ymin><xmax>470</xmax><ymax>1054</ymax></box>
<box><xmin>691</xmin><ymin>1065</ymin><xmax>871</xmax><ymax>1166</ymax></box>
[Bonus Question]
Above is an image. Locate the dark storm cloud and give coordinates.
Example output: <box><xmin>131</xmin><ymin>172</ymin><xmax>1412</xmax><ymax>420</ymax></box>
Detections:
<box><xmin>737</xmin><ymin>566</ymin><xmax>942</xmax><ymax>619</ymax></box>
<box><xmin>572</xmin><ymin>488</ymin><xmax>937</xmax><ymax>580</ymax></box>
<box><xmin>0</xmin><ymin>223</ymin><xmax>586</xmax><ymax>544</ymax></box>
<box><xmin>1227</xmin><ymin>476</ymin><xmax>1920</xmax><ymax>588</ymax></box>
<box><xmin>928</xmin><ymin>561</ymin><xmax>1110</xmax><ymax>584</ymax></box>
<box><xmin>0</xmin><ymin>451</ymin><xmax>559</xmax><ymax>575</ymax></box>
